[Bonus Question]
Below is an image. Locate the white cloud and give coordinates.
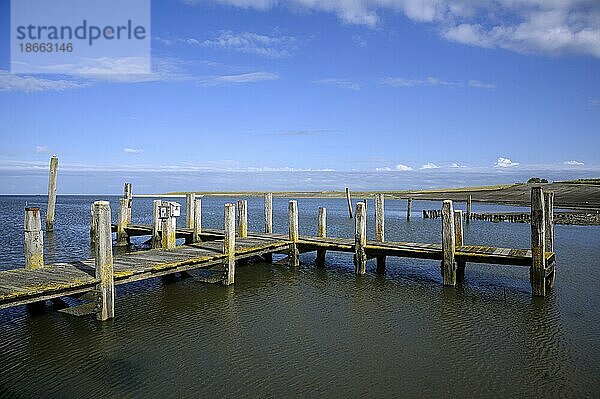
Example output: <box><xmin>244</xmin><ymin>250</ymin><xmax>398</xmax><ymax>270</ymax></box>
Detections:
<box><xmin>200</xmin><ymin>31</ymin><xmax>298</xmax><ymax>58</ymax></box>
<box><xmin>204</xmin><ymin>71</ymin><xmax>280</xmax><ymax>85</ymax></box>
<box><xmin>494</xmin><ymin>157</ymin><xmax>520</xmax><ymax>168</ymax></box>
<box><xmin>314</xmin><ymin>78</ymin><xmax>361</xmax><ymax>90</ymax></box>
<box><xmin>564</xmin><ymin>160</ymin><xmax>584</xmax><ymax>166</ymax></box>
<box><xmin>380</xmin><ymin>76</ymin><xmax>460</xmax><ymax>88</ymax></box>
<box><xmin>191</xmin><ymin>0</ymin><xmax>600</xmax><ymax>58</ymax></box>
<box><xmin>380</xmin><ymin>76</ymin><xmax>496</xmax><ymax>89</ymax></box>
<box><xmin>449</xmin><ymin>162</ymin><xmax>466</xmax><ymax>168</ymax></box>
<box><xmin>35</xmin><ymin>145</ymin><xmax>50</xmax><ymax>153</ymax></box>
<box><xmin>0</xmin><ymin>71</ymin><xmax>86</xmax><ymax>92</ymax></box>
<box><xmin>395</xmin><ymin>164</ymin><xmax>413</xmax><ymax>171</ymax></box>
<box><xmin>124</xmin><ymin>148</ymin><xmax>144</xmax><ymax>155</ymax></box>
<box><xmin>468</xmin><ymin>80</ymin><xmax>496</xmax><ymax>89</ymax></box>
<box><xmin>421</xmin><ymin>162</ymin><xmax>439</xmax><ymax>170</ymax></box>
<box><xmin>375</xmin><ymin>166</ymin><xmax>392</xmax><ymax>172</ymax></box>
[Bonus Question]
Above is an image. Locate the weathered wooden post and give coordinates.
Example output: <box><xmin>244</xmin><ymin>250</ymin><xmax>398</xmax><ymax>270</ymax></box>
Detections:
<box><xmin>354</xmin><ymin>202</ymin><xmax>367</xmax><ymax>275</ymax></box>
<box><xmin>345</xmin><ymin>187</ymin><xmax>353</xmax><ymax>218</ymax></box>
<box><xmin>123</xmin><ymin>182</ymin><xmax>132</xmax><ymax>224</ymax></box>
<box><xmin>441</xmin><ymin>200</ymin><xmax>456</xmax><ymax>286</ymax></box>
<box><xmin>193</xmin><ymin>198</ymin><xmax>202</xmax><ymax>243</ymax></box>
<box><xmin>237</xmin><ymin>199</ymin><xmax>248</xmax><ymax>238</ymax></box>
<box><xmin>186</xmin><ymin>193</ymin><xmax>196</xmax><ymax>229</ymax></box>
<box><xmin>116</xmin><ymin>198</ymin><xmax>130</xmax><ymax>246</ymax></box>
<box><xmin>92</xmin><ymin>201</ymin><xmax>115</xmax><ymax>321</ymax></box>
<box><xmin>375</xmin><ymin>194</ymin><xmax>386</xmax><ymax>272</ymax></box>
<box><xmin>454</xmin><ymin>210</ymin><xmax>465</xmax><ymax>280</ymax></box>
<box><xmin>466</xmin><ymin>195</ymin><xmax>472</xmax><ymax>223</ymax></box>
<box><xmin>264</xmin><ymin>193</ymin><xmax>273</xmax><ymax>234</ymax></box>
<box><xmin>544</xmin><ymin>191</ymin><xmax>556</xmax><ymax>289</ymax></box>
<box><xmin>263</xmin><ymin>193</ymin><xmax>273</xmax><ymax>262</ymax></box>
<box><xmin>288</xmin><ymin>200</ymin><xmax>299</xmax><ymax>267</ymax></box>
<box><xmin>544</xmin><ymin>192</ymin><xmax>554</xmax><ymax>253</ymax></box>
<box><xmin>90</xmin><ymin>203</ymin><xmax>97</xmax><ymax>245</ymax></box>
<box><xmin>161</xmin><ymin>202</ymin><xmax>180</xmax><ymax>250</ymax></box>
<box><xmin>46</xmin><ymin>155</ymin><xmax>58</xmax><ymax>231</ymax></box>
<box><xmin>223</xmin><ymin>203</ymin><xmax>236</xmax><ymax>285</ymax></box>
<box><xmin>407</xmin><ymin>198</ymin><xmax>412</xmax><ymax>221</ymax></box>
<box><xmin>316</xmin><ymin>207</ymin><xmax>327</xmax><ymax>266</ymax></box>
<box><xmin>24</xmin><ymin>207</ymin><xmax>44</xmax><ymax>270</ymax></box>
<box><xmin>530</xmin><ymin>187</ymin><xmax>546</xmax><ymax>297</ymax></box>
<box><xmin>152</xmin><ymin>200</ymin><xmax>161</xmax><ymax>249</ymax></box>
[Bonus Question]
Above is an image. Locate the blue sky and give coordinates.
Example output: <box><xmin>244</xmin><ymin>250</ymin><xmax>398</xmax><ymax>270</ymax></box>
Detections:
<box><xmin>0</xmin><ymin>0</ymin><xmax>599</xmax><ymax>194</ymax></box>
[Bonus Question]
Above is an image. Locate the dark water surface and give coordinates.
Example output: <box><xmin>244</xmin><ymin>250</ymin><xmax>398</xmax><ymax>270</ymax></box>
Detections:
<box><xmin>0</xmin><ymin>195</ymin><xmax>599</xmax><ymax>397</ymax></box>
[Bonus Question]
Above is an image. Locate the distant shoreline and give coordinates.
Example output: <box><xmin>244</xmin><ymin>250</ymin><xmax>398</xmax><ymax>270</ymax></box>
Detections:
<box><xmin>3</xmin><ymin>181</ymin><xmax>599</xmax><ymax>211</ymax></box>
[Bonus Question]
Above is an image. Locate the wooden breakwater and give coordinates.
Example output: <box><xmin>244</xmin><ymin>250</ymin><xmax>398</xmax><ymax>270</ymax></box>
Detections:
<box><xmin>0</xmin><ymin>185</ymin><xmax>557</xmax><ymax>322</ymax></box>
<box><xmin>423</xmin><ymin>208</ymin><xmax>600</xmax><ymax>225</ymax></box>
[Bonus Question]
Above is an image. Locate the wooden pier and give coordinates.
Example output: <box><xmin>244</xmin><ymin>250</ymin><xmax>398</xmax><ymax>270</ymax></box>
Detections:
<box><xmin>0</xmin><ymin>186</ymin><xmax>557</xmax><ymax>321</ymax></box>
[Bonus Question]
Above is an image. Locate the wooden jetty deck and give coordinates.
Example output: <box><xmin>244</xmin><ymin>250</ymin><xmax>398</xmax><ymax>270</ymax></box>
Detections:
<box><xmin>1</xmin><ymin>186</ymin><xmax>557</xmax><ymax>321</ymax></box>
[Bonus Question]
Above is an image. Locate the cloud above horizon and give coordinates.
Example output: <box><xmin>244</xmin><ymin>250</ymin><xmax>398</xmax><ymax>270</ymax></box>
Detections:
<box><xmin>495</xmin><ymin>157</ymin><xmax>520</xmax><ymax>168</ymax></box>
<box><xmin>188</xmin><ymin>0</ymin><xmax>600</xmax><ymax>58</ymax></box>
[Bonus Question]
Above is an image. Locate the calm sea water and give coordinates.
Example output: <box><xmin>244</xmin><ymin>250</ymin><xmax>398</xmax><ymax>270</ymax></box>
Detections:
<box><xmin>0</xmin><ymin>195</ymin><xmax>599</xmax><ymax>397</ymax></box>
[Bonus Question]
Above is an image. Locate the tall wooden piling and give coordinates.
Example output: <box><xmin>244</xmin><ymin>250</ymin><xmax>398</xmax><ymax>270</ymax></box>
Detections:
<box><xmin>193</xmin><ymin>198</ymin><xmax>202</xmax><ymax>243</ymax></box>
<box><xmin>345</xmin><ymin>187</ymin><xmax>353</xmax><ymax>218</ymax></box>
<box><xmin>264</xmin><ymin>193</ymin><xmax>273</xmax><ymax>234</ymax></box>
<box><xmin>237</xmin><ymin>200</ymin><xmax>248</xmax><ymax>238</ymax></box>
<box><xmin>530</xmin><ymin>187</ymin><xmax>546</xmax><ymax>297</ymax></box>
<box><xmin>117</xmin><ymin>198</ymin><xmax>130</xmax><ymax>246</ymax></box>
<box><xmin>124</xmin><ymin>182</ymin><xmax>132</xmax><ymax>224</ymax></box>
<box><xmin>375</xmin><ymin>194</ymin><xmax>386</xmax><ymax>271</ymax></box>
<box><xmin>92</xmin><ymin>201</ymin><xmax>115</xmax><ymax>321</ymax></box>
<box><xmin>316</xmin><ymin>207</ymin><xmax>327</xmax><ymax>266</ymax></box>
<box><xmin>45</xmin><ymin>155</ymin><xmax>58</xmax><ymax>231</ymax></box>
<box><xmin>441</xmin><ymin>200</ymin><xmax>456</xmax><ymax>286</ymax></box>
<box><xmin>354</xmin><ymin>202</ymin><xmax>367</xmax><ymax>275</ymax></box>
<box><xmin>186</xmin><ymin>193</ymin><xmax>196</xmax><ymax>229</ymax></box>
<box><xmin>152</xmin><ymin>200</ymin><xmax>162</xmax><ymax>249</ymax></box>
<box><xmin>24</xmin><ymin>207</ymin><xmax>44</xmax><ymax>270</ymax></box>
<box><xmin>544</xmin><ymin>191</ymin><xmax>555</xmax><ymax>289</ymax></box>
<box><xmin>90</xmin><ymin>203</ymin><xmax>97</xmax><ymax>245</ymax></box>
<box><xmin>454</xmin><ymin>210</ymin><xmax>465</xmax><ymax>280</ymax></box>
<box><xmin>288</xmin><ymin>200</ymin><xmax>299</xmax><ymax>267</ymax></box>
<box><xmin>544</xmin><ymin>192</ymin><xmax>554</xmax><ymax>253</ymax></box>
<box><xmin>407</xmin><ymin>198</ymin><xmax>412</xmax><ymax>221</ymax></box>
<box><xmin>162</xmin><ymin>203</ymin><xmax>177</xmax><ymax>250</ymax></box>
<box><xmin>223</xmin><ymin>204</ymin><xmax>236</xmax><ymax>285</ymax></box>
<box><xmin>466</xmin><ymin>195</ymin><xmax>472</xmax><ymax>223</ymax></box>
